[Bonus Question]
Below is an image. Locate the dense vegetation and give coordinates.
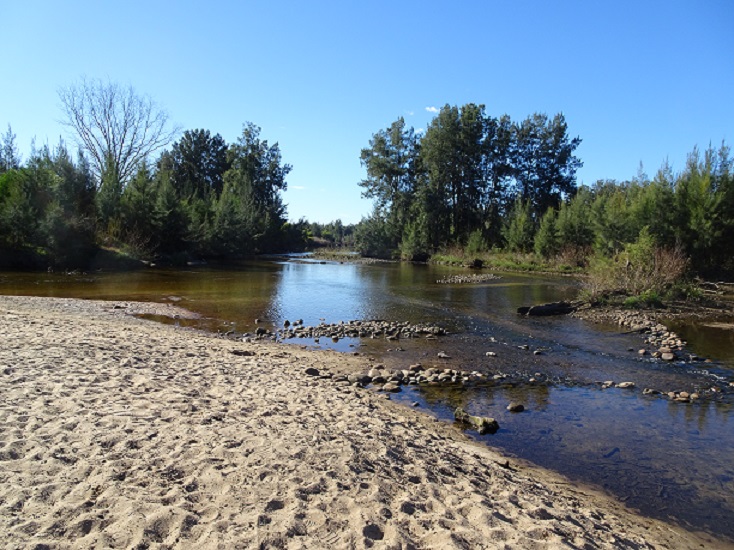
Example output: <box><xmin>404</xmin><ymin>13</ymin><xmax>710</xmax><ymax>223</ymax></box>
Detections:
<box><xmin>356</xmin><ymin>104</ymin><xmax>582</xmax><ymax>260</ymax></box>
<box><xmin>353</xmin><ymin>104</ymin><xmax>734</xmax><ymax>288</ymax></box>
<box><xmin>0</xmin><ymin>123</ymin><xmax>308</xmax><ymax>269</ymax></box>
<box><xmin>1</xmin><ymin>83</ymin><xmax>732</xmax><ymax>295</ymax></box>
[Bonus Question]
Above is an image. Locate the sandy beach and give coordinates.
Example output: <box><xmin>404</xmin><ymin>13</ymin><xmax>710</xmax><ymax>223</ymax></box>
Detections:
<box><xmin>0</xmin><ymin>295</ymin><xmax>729</xmax><ymax>549</ymax></box>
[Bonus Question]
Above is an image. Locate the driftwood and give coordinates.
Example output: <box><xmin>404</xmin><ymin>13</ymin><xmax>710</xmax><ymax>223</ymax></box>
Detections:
<box><xmin>517</xmin><ymin>301</ymin><xmax>578</xmax><ymax>316</ymax></box>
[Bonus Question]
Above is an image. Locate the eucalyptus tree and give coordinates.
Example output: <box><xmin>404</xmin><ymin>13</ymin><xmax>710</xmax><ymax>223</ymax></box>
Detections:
<box><xmin>58</xmin><ymin>78</ymin><xmax>179</xmax><ymax>188</ymax></box>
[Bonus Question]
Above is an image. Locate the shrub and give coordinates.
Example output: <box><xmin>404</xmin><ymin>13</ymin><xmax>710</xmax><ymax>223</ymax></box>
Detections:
<box><xmin>585</xmin><ymin>227</ymin><xmax>689</xmax><ymax>301</ymax></box>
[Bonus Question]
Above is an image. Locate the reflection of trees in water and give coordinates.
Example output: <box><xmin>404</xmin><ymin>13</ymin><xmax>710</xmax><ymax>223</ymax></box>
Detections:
<box><xmin>416</xmin><ymin>382</ymin><xmax>552</xmax><ymax>416</ymax></box>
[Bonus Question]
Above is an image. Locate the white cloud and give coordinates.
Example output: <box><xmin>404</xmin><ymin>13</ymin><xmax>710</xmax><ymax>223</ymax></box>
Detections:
<box><xmin>425</xmin><ymin>106</ymin><xmax>439</xmax><ymax>113</ymax></box>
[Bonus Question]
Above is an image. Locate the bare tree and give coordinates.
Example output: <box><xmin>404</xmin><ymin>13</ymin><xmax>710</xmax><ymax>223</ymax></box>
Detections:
<box><xmin>58</xmin><ymin>78</ymin><xmax>179</xmax><ymax>186</ymax></box>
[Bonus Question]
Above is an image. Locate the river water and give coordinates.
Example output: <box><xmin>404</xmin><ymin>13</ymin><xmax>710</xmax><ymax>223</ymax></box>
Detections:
<box><xmin>1</xmin><ymin>259</ymin><xmax>733</xmax><ymax>542</ymax></box>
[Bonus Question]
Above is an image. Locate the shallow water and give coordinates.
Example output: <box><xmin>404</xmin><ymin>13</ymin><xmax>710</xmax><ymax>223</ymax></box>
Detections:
<box><xmin>1</xmin><ymin>260</ymin><xmax>733</xmax><ymax>541</ymax></box>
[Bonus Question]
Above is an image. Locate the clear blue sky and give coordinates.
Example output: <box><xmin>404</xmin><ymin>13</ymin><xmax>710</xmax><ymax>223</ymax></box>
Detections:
<box><xmin>2</xmin><ymin>0</ymin><xmax>732</xmax><ymax>224</ymax></box>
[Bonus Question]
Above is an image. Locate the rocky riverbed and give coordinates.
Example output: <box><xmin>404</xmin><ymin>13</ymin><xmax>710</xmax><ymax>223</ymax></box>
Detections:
<box><xmin>241</xmin><ymin>319</ymin><xmax>448</xmax><ymax>343</ymax></box>
<box><xmin>573</xmin><ymin>305</ymin><xmax>734</xmax><ymax>402</ymax></box>
<box><xmin>5</xmin><ymin>295</ymin><xmax>731</xmax><ymax>548</ymax></box>
<box><xmin>436</xmin><ymin>273</ymin><xmax>502</xmax><ymax>284</ymax></box>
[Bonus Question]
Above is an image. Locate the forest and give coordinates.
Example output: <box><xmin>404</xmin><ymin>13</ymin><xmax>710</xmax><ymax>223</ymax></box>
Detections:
<box><xmin>1</xmin><ymin>82</ymin><xmax>732</xmax><ymax>293</ymax></box>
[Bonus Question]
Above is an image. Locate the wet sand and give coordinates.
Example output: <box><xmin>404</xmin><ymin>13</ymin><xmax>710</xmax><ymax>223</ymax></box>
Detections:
<box><xmin>0</xmin><ymin>295</ymin><xmax>730</xmax><ymax>549</ymax></box>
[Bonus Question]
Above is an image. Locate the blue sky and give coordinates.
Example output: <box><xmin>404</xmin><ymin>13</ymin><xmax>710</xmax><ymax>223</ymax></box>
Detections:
<box><xmin>1</xmin><ymin>0</ymin><xmax>732</xmax><ymax>224</ymax></box>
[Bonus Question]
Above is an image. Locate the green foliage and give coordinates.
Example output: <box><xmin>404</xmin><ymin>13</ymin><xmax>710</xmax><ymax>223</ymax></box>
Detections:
<box><xmin>466</xmin><ymin>229</ymin><xmax>487</xmax><ymax>257</ymax></box>
<box><xmin>512</xmin><ymin>113</ymin><xmax>582</xmax><ymax>214</ymax></box>
<box><xmin>534</xmin><ymin>209</ymin><xmax>558</xmax><ymax>258</ymax></box>
<box><xmin>0</xmin><ymin>119</ymin><xmax>302</xmax><ymax>268</ymax></box>
<box><xmin>623</xmin><ymin>290</ymin><xmax>662</xmax><ymax>309</ymax></box>
<box><xmin>168</xmin><ymin>129</ymin><xmax>229</xmax><ymax>200</ymax></box>
<box><xmin>555</xmin><ymin>187</ymin><xmax>594</xmax><ymax>251</ymax></box>
<box><xmin>0</xmin><ymin>125</ymin><xmax>21</xmax><ymax>173</ymax></box>
<box><xmin>503</xmin><ymin>197</ymin><xmax>535</xmax><ymax>253</ymax></box>
<box><xmin>354</xmin><ymin>212</ymin><xmax>396</xmax><ymax>259</ymax></box>
<box><xmin>585</xmin><ymin>228</ymin><xmax>689</xmax><ymax>301</ymax></box>
<box><xmin>357</xmin><ymin>104</ymin><xmax>582</xmax><ymax>258</ymax></box>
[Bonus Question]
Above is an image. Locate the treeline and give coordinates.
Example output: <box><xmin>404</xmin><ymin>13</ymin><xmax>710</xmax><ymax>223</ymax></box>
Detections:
<box><xmin>355</xmin><ymin>104</ymin><xmax>582</xmax><ymax>259</ymax></box>
<box><xmin>530</xmin><ymin>145</ymin><xmax>734</xmax><ymax>277</ymax></box>
<box><xmin>0</xmin><ymin>124</ymin><xmax>308</xmax><ymax>269</ymax></box>
<box><xmin>353</xmin><ymin>104</ymin><xmax>733</xmax><ymax>279</ymax></box>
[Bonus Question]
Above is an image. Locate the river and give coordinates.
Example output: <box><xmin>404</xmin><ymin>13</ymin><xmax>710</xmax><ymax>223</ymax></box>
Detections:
<box><xmin>1</xmin><ymin>259</ymin><xmax>733</xmax><ymax>542</ymax></box>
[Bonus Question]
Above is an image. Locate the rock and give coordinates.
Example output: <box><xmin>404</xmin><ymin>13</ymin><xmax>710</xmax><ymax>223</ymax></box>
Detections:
<box><xmin>638</xmin><ymin>349</ymin><xmax>647</xmax><ymax>355</ymax></box>
<box><xmin>466</xmin><ymin>258</ymin><xmax>484</xmax><ymax>269</ymax></box>
<box><xmin>643</xmin><ymin>388</ymin><xmax>660</xmax><ymax>395</ymax></box>
<box><xmin>304</xmin><ymin>367</ymin><xmax>320</xmax><ymax>376</ymax></box>
<box><xmin>230</xmin><ymin>349</ymin><xmax>255</xmax><ymax>357</ymax></box>
<box><xmin>408</xmin><ymin>363</ymin><xmax>423</xmax><ymax>372</ymax></box>
<box><xmin>485</xmin><ymin>351</ymin><xmax>497</xmax><ymax>357</ymax></box>
<box><xmin>348</xmin><ymin>374</ymin><xmax>371</xmax><ymax>385</ymax></box>
<box><xmin>283</xmin><ymin>320</ymin><xmax>290</xmax><ymax>327</ymax></box>
<box><xmin>616</xmin><ymin>382</ymin><xmax>635</xmax><ymax>389</ymax></box>
<box><xmin>437</xmin><ymin>352</ymin><xmax>451</xmax><ymax>359</ymax></box>
<box><xmin>382</xmin><ymin>382</ymin><xmax>401</xmax><ymax>393</ymax></box>
<box><xmin>454</xmin><ymin>408</ymin><xmax>499</xmax><ymax>435</ymax></box>
<box><xmin>661</xmin><ymin>352</ymin><xmax>676</xmax><ymax>361</ymax></box>
<box><xmin>506</xmin><ymin>402</ymin><xmax>524</xmax><ymax>413</ymax></box>
<box><xmin>533</xmin><ymin>350</ymin><xmax>543</xmax><ymax>356</ymax></box>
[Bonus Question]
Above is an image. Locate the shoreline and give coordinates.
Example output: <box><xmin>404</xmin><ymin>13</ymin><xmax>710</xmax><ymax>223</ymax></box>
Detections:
<box><xmin>1</xmin><ymin>295</ymin><xmax>731</xmax><ymax>549</ymax></box>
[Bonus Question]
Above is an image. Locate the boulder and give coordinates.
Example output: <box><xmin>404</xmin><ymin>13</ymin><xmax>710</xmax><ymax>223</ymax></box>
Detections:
<box><xmin>454</xmin><ymin>408</ymin><xmax>499</xmax><ymax>435</ymax></box>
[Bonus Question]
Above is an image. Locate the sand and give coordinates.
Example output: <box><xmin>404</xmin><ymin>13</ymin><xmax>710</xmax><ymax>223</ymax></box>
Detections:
<box><xmin>0</xmin><ymin>295</ymin><xmax>729</xmax><ymax>550</ymax></box>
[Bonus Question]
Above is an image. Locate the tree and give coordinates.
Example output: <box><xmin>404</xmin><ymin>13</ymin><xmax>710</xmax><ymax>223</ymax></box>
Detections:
<box><xmin>534</xmin><ymin>208</ymin><xmax>559</xmax><ymax>258</ymax></box>
<box><xmin>168</xmin><ymin>129</ymin><xmax>229</xmax><ymax>200</ymax></box>
<box><xmin>512</xmin><ymin>113</ymin><xmax>582</xmax><ymax>215</ymax></box>
<box><xmin>58</xmin><ymin>78</ymin><xmax>178</xmax><ymax>187</ymax></box>
<box><xmin>503</xmin><ymin>197</ymin><xmax>535</xmax><ymax>252</ymax></box>
<box><xmin>359</xmin><ymin>117</ymin><xmax>419</xmax><ymax>246</ymax></box>
<box><xmin>208</xmin><ymin>123</ymin><xmax>292</xmax><ymax>256</ymax></box>
<box><xmin>226</xmin><ymin>123</ymin><xmax>290</xmax><ymax>215</ymax></box>
<box><xmin>0</xmin><ymin>124</ymin><xmax>21</xmax><ymax>173</ymax></box>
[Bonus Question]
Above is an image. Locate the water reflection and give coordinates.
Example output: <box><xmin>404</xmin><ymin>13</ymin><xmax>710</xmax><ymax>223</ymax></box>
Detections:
<box><xmin>393</xmin><ymin>382</ymin><xmax>734</xmax><ymax>540</ymax></box>
<box><xmin>1</xmin><ymin>262</ymin><xmax>733</xmax><ymax>541</ymax></box>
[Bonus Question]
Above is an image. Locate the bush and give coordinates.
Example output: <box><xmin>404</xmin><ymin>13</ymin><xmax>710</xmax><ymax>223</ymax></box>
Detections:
<box><xmin>466</xmin><ymin>229</ymin><xmax>487</xmax><ymax>257</ymax></box>
<box><xmin>585</xmin><ymin>227</ymin><xmax>689</xmax><ymax>301</ymax></box>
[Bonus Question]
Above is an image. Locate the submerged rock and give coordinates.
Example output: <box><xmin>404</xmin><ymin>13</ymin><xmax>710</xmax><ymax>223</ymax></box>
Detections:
<box><xmin>454</xmin><ymin>407</ymin><xmax>499</xmax><ymax>435</ymax></box>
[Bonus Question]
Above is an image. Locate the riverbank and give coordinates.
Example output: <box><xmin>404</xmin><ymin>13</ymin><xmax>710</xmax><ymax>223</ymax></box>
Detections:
<box><xmin>1</xmin><ymin>296</ymin><xmax>730</xmax><ymax>549</ymax></box>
